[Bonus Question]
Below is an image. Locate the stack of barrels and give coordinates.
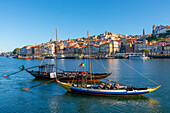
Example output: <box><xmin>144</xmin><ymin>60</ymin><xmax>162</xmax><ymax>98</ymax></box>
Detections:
<box><xmin>106</xmin><ymin>83</ymin><xmax>112</xmax><ymax>89</ymax></box>
<box><xmin>114</xmin><ymin>83</ymin><xmax>119</xmax><ymax>89</ymax></box>
<box><xmin>99</xmin><ymin>83</ymin><xmax>105</xmax><ymax>89</ymax></box>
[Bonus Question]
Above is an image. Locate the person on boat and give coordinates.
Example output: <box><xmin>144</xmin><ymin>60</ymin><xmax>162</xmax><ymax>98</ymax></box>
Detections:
<box><xmin>114</xmin><ymin>83</ymin><xmax>119</xmax><ymax>90</ymax></box>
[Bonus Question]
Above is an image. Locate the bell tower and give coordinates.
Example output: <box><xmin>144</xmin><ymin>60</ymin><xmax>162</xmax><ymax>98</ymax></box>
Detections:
<box><xmin>152</xmin><ymin>25</ymin><xmax>156</xmax><ymax>34</ymax></box>
<box><xmin>143</xmin><ymin>28</ymin><xmax>145</xmax><ymax>35</ymax></box>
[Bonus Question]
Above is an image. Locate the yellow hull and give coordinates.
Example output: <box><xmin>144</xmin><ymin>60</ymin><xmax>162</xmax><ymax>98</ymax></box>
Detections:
<box><xmin>57</xmin><ymin>80</ymin><xmax>72</xmax><ymax>92</ymax></box>
<box><xmin>148</xmin><ymin>84</ymin><xmax>162</xmax><ymax>93</ymax></box>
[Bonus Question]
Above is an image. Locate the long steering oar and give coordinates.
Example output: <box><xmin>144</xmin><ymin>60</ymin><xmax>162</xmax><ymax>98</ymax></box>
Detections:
<box><xmin>21</xmin><ymin>76</ymin><xmax>69</xmax><ymax>91</ymax></box>
<box><xmin>4</xmin><ymin>70</ymin><xmax>25</xmax><ymax>78</ymax></box>
<box><xmin>4</xmin><ymin>65</ymin><xmax>40</xmax><ymax>78</ymax></box>
<box><xmin>21</xmin><ymin>79</ymin><xmax>55</xmax><ymax>91</ymax></box>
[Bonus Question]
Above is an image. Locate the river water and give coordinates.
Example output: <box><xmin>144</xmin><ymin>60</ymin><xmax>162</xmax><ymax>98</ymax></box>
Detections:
<box><xmin>0</xmin><ymin>57</ymin><xmax>169</xmax><ymax>113</ymax></box>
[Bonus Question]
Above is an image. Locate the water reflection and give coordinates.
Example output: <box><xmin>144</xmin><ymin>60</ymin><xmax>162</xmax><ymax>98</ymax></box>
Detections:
<box><xmin>48</xmin><ymin>92</ymin><xmax>161</xmax><ymax>113</ymax></box>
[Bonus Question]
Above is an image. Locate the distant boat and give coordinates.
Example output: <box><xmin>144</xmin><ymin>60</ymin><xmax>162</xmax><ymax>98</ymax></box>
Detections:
<box><xmin>33</xmin><ymin>56</ymin><xmax>44</xmax><ymax>59</ymax></box>
<box><xmin>58</xmin><ymin>54</ymin><xmax>66</xmax><ymax>59</ymax></box>
<box><xmin>25</xmin><ymin>56</ymin><xmax>31</xmax><ymax>59</ymax></box>
<box><xmin>98</xmin><ymin>55</ymin><xmax>114</xmax><ymax>59</ymax></box>
<box><xmin>44</xmin><ymin>56</ymin><xmax>55</xmax><ymax>59</ymax></box>
<box><xmin>12</xmin><ymin>55</ymin><xmax>17</xmax><ymax>58</ymax></box>
<box><xmin>6</xmin><ymin>55</ymin><xmax>12</xmax><ymax>58</ymax></box>
<box><xmin>64</xmin><ymin>56</ymin><xmax>77</xmax><ymax>59</ymax></box>
<box><xmin>17</xmin><ymin>56</ymin><xmax>32</xmax><ymax>59</ymax></box>
<box><xmin>129</xmin><ymin>54</ymin><xmax>149</xmax><ymax>60</ymax></box>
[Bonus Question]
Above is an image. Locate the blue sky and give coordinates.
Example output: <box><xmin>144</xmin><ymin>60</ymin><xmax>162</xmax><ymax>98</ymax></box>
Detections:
<box><xmin>0</xmin><ymin>0</ymin><xmax>169</xmax><ymax>52</ymax></box>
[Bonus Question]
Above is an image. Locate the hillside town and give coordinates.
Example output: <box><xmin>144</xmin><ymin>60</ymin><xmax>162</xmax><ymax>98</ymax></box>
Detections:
<box><xmin>1</xmin><ymin>25</ymin><xmax>170</xmax><ymax>58</ymax></box>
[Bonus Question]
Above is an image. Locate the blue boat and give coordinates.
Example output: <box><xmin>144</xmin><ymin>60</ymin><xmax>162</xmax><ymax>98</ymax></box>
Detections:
<box><xmin>57</xmin><ymin>80</ymin><xmax>161</xmax><ymax>96</ymax></box>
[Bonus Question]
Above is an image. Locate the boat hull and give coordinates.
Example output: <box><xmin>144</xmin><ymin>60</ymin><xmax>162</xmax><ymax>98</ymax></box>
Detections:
<box><xmin>129</xmin><ymin>56</ymin><xmax>148</xmax><ymax>60</ymax></box>
<box><xmin>57</xmin><ymin>81</ymin><xmax>161</xmax><ymax>97</ymax></box>
<box><xmin>69</xmin><ymin>86</ymin><xmax>149</xmax><ymax>96</ymax></box>
<box><xmin>128</xmin><ymin>54</ymin><xmax>149</xmax><ymax>60</ymax></box>
<box><xmin>26</xmin><ymin>70</ymin><xmax>111</xmax><ymax>81</ymax></box>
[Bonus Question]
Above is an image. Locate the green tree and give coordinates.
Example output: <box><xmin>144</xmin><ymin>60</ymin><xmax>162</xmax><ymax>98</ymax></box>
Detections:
<box><xmin>141</xmin><ymin>49</ymin><xmax>150</xmax><ymax>56</ymax></box>
<box><xmin>13</xmin><ymin>48</ymin><xmax>19</xmax><ymax>54</ymax></box>
<box><xmin>141</xmin><ymin>49</ymin><xmax>150</xmax><ymax>53</ymax></box>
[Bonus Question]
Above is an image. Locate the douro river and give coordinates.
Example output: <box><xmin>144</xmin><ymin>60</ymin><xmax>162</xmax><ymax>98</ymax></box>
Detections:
<box><xmin>0</xmin><ymin>57</ymin><xmax>169</xmax><ymax>112</ymax></box>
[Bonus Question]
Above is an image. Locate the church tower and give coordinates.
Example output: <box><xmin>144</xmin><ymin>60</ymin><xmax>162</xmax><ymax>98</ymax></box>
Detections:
<box><xmin>143</xmin><ymin>28</ymin><xmax>145</xmax><ymax>35</ymax></box>
<box><xmin>105</xmin><ymin>31</ymin><xmax>108</xmax><ymax>36</ymax></box>
<box><xmin>152</xmin><ymin>25</ymin><xmax>156</xmax><ymax>34</ymax></box>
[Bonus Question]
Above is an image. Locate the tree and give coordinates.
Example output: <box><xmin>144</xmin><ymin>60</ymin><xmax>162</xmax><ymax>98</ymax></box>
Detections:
<box><xmin>141</xmin><ymin>49</ymin><xmax>150</xmax><ymax>55</ymax></box>
<box><xmin>13</xmin><ymin>48</ymin><xmax>19</xmax><ymax>54</ymax></box>
<box><xmin>141</xmin><ymin>49</ymin><xmax>150</xmax><ymax>53</ymax></box>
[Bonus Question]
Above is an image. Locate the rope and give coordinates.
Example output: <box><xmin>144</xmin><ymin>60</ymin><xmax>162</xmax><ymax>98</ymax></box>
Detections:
<box><xmin>76</xmin><ymin>58</ymin><xmax>81</xmax><ymax>71</ymax></box>
<box><xmin>62</xmin><ymin>59</ymin><xmax>65</xmax><ymax>71</ymax></box>
<box><xmin>92</xmin><ymin>59</ymin><xmax>96</xmax><ymax>85</ymax></box>
<box><xmin>119</xmin><ymin>59</ymin><xmax>159</xmax><ymax>85</ymax></box>
<box><xmin>71</xmin><ymin>58</ymin><xmax>81</xmax><ymax>84</ymax></box>
<box><xmin>93</xmin><ymin>58</ymin><xmax>121</xmax><ymax>85</ymax></box>
<box><xmin>40</xmin><ymin>58</ymin><xmax>44</xmax><ymax>66</ymax></box>
<box><xmin>93</xmin><ymin>59</ymin><xmax>109</xmax><ymax>72</ymax></box>
<box><xmin>99</xmin><ymin>58</ymin><xmax>109</xmax><ymax>72</ymax></box>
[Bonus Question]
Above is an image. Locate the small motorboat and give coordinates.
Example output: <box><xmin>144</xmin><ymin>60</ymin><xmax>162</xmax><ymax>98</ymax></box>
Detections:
<box><xmin>25</xmin><ymin>56</ymin><xmax>32</xmax><ymax>59</ymax></box>
<box><xmin>129</xmin><ymin>54</ymin><xmax>149</xmax><ymax>60</ymax></box>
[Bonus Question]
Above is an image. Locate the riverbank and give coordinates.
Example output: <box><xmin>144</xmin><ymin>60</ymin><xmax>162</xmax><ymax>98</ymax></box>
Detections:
<box><xmin>3</xmin><ymin>54</ymin><xmax>170</xmax><ymax>59</ymax></box>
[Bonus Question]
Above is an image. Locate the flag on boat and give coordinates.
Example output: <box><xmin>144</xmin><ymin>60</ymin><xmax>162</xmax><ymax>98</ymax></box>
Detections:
<box><xmin>79</xmin><ymin>63</ymin><xmax>86</xmax><ymax>67</ymax></box>
<box><xmin>82</xmin><ymin>71</ymin><xmax>87</xmax><ymax>74</ymax></box>
<box><xmin>19</xmin><ymin>65</ymin><xmax>25</xmax><ymax>71</ymax></box>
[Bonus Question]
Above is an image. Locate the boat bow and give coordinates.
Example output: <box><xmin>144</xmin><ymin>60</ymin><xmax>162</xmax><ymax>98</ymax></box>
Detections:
<box><xmin>148</xmin><ymin>84</ymin><xmax>162</xmax><ymax>93</ymax></box>
<box><xmin>56</xmin><ymin>80</ymin><xmax>72</xmax><ymax>92</ymax></box>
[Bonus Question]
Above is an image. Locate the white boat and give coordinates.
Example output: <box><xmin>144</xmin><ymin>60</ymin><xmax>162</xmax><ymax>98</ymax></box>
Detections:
<box><xmin>58</xmin><ymin>54</ymin><xmax>66</xmax><ymax>59</ymax></box>
<box><xmin>129</xmin><ymin>54</ymin><xmax>149</xmax><ymax>60</ymax></box>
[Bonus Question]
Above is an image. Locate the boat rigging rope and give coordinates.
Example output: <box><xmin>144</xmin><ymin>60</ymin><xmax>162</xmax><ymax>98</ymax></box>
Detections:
<box><xmin>99</xmin><ymin>58</ymin><xmax>109</xmax><ymax>72</ymax></box>
<box><xmin>93</xmin><ymin>58</ymin><xmax>109</xmax><ymax>72</ymax></box>
<box><xmin>92</xmin><ymin>59</ymin><xmax>96</xmax><ymax>85</ymax></box>
<box><xmin>93</xmin><ymin>58</ymin><xmax>160</xmax><ymax>86</ymax></box>
<box><xmin>71</xmin><ymin>57</ymin><xmax>81</xmax><ymax>84</ymax></box>
<box><xmin>119</xmin><ymin>59</ymin><xmax>159</xmax><ymax>85</ymax></box>
<box><xmin>40</xmin><ymin>58</ymin><xmax>44</xmax><ymax>66</ymax></box>
<box><xmin>76</xmin><ymin>58</ymin><xmax>81</xmax><ymax>71</ymax></box>
<box><xmin>91</xmin><ymin>59</ymin><xmax>129</xmax><ymax>86</ymax></box>
<box><xmin>62</xmin><ymin>59</ymin><xmax>65</xmax><ymax>71</ymax></box>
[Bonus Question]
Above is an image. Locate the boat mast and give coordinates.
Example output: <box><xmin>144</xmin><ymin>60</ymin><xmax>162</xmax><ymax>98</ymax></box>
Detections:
<box><xmin>87</xmin><ymin>30</ymin><xmax>92</xmax><ymax>87</ymax></box>
<box><xmin>56</xmin><ymin>28</ymin><xmax>58</xmax><ymax>76</ymax></box>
